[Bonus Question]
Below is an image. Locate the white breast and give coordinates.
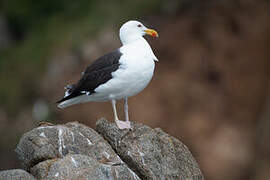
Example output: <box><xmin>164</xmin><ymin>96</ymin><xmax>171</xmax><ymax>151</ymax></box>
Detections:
<box><xmin>93</xmin><ymin>38</ymin><xmax>156</xmax><ymax>101</ymax></box>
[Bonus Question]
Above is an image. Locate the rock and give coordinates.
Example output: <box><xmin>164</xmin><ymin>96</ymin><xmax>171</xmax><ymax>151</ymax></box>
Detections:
<box><xmin>15</xmin><ymin>121</ymin><xmax>140</xmax><ymax>179</ymax></box>
<box><xmin>96</xmin><ymin>118</ymin><xmax>204</xmax><ymax>180</ymax></box>
<box><xmin>16</xmin><ymin>122</ymin><xmax>117</xmax><ymax>169</ymax></box>
<box><xmin>31</xmin><ymin>154</ymin><xmax>139</xmax><ymax>180</ymax></box>
<box><xmin>13</xmin><ymin>119</ymin><xmax>203</xmax><ymax>179</ymax></box>
<box><xmin>0</xmin><ymin>169</ymin><xmax>35</xmax><ymax>180</ymax></box>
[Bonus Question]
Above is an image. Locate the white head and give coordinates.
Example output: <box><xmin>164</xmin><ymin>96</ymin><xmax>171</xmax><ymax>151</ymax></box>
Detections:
<box><xmin>119</xmin><ymin>20</ymin><xmax>158</xmax><ymax>45</ymax></box>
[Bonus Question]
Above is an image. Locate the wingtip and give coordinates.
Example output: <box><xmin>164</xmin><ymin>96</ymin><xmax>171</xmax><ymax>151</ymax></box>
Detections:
<box><xmin>57</xmin><ymin>103</ymin><xmax>64</xmax><ymax>109</ymax></box>
<box><xmin>56</xmin><ymin>98</ymin><xmax>65</xmax><ymax>108</ymax></box>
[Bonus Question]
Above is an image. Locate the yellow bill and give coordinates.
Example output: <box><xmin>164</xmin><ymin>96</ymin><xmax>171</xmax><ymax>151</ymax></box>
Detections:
<box><xmin>144</xmin><ymin>29</ymin><xmax>159</xmax><ymax>37</ymax></box>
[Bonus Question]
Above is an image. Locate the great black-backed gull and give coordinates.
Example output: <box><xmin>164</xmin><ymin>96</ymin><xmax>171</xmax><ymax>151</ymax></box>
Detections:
<box><xmin>57</xmin><ymin>20</ymin><xmax>158</xmax><ymax>129</ymax></box>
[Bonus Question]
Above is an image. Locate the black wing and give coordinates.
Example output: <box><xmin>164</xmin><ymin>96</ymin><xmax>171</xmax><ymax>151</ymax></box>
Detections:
<box><xmin>57</xmin><ymin>50</ymin><xmax>122</xmax><ymax>103</ymax></box>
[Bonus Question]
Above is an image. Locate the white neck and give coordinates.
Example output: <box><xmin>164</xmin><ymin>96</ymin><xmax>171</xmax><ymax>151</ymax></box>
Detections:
<box><xmin>120</xmin><ymin>34</ymin><xmax>142</xmax><ymax>45</ymax></box>
<box><xmin>120</xmin><ymin>36</ymin><xmax>158</xmax><ymax>62</ymax></box>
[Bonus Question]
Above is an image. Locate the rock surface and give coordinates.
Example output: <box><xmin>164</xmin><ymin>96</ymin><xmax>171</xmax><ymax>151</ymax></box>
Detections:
<box><xmin>15</xmin><ymin>121</ymin><xmax>140</xmax><ymax>180</ymax></box>
<box><xmin>30</xmin><ymin>154</ymin><xmax>139</xmax><ymax>180</ymax></box>
<box><xmin>96</xmin><ymin>118</ymin><xmax>203</xmax><ymax>180</ymax></box>
<box><xmin>1</xmin><ymin>119</ymin><xmax>203</xmax><ymax>179</ymax></box>
<box><xmin>0</xmin><ymin>169</ymin><xmax>35</xmax><ymax>180</ymax></box>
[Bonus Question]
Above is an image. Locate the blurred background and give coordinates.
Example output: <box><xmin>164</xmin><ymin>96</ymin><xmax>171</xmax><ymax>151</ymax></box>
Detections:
<box><xmin>0</xmin><ymin>0</ymin><xmax>270</xmax><ymax>179</ymax></box>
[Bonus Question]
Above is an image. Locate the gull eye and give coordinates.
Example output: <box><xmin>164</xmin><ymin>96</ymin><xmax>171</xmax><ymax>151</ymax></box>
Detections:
<box><xmin>137</xmin><ymin>24</ymin><xmax>142</xmax><ymax>28</ymax></box>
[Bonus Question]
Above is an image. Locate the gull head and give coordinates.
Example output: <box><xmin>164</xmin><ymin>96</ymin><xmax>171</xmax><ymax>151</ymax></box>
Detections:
<box><xmin>119</xmin><ymin>20</ymin><xmax>158</xmax><ymax>45</ymax></box>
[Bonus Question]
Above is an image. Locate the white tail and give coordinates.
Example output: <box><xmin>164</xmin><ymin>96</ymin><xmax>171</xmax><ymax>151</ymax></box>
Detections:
<box><xmin>57</xmin><ymin>96</ymin><xmax>85</xmax><ymax>109</ymax></box>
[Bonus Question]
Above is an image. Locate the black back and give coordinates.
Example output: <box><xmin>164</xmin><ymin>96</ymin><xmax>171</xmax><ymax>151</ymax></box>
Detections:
<box><xmin>57</xmin><ymin>50</ymin><xmax>122</xmax><ymax>103</ymax></box>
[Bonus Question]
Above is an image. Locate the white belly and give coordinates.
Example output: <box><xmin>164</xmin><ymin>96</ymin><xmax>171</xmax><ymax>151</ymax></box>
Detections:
<box><xmin>91</xmin><ymin>56</ymin><xmax>155</xmax><ymax>101</ymax></box>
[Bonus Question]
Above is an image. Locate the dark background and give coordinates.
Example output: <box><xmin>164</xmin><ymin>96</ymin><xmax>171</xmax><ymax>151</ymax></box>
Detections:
<box><xmin>0</xmin><ymin>0</ymin><xmax>270</xmax><ymax>179</ymax></box>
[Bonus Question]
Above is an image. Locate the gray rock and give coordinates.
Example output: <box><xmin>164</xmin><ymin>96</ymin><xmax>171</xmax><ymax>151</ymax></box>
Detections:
<box><xmin>15</xmin><ymin>119</ymin><xmax>203</xmax><ymax>179</ymax></box>
<box><xmin>31</xmin><ymin>154</ymin><xmax>139</xmax><ymax>180</ymax></box>
<box><xmin>0</xmin><ymin>169</ymin><xmax>36</xmax><ymax>180</ymax></box>
<box><xmin>96</xmin><ymin>118</ymin><xmax>204</xmax><ymax>180</ymax></box>
<box><xmin>16</xmin><ymin>121</ymin><xmax>140</xmax><ymax>179</ymax></box>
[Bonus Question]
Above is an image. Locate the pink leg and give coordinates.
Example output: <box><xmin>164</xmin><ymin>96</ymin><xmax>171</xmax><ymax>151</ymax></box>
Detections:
<box><xmin>111</xmin><ymin>99</ymin><xmax>131</xmax><ymax>129</ymax></box>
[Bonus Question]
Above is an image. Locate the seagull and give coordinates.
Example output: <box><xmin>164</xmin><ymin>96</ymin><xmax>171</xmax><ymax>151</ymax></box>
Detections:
<box><xmin>57</xmin><ymin>20</ymin><xmax>158</xmax><ymax>129</ymax></box>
